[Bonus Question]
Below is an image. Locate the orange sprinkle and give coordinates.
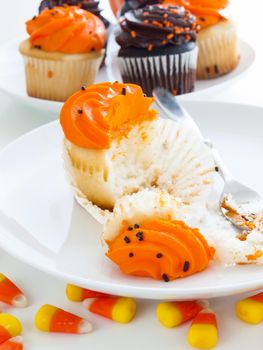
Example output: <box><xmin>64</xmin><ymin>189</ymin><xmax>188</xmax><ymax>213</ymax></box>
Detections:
<box><xmin>166</xmin><ymin>33</ymin><xmax>174</xmax><ymax>39</ymax></box>
<box><xmin>152</xmin><ymin>21</ymin><xmax>162</xmax><ymax>28</ymax></box>
<box><xmin>185</xmin><ymin>34</ymin><xmax>191</xmax><ymax>41</ymax></box>
<box><xmin>163</xmin><ymin>13</ymin><xmax>168</xmax><ymax>18</ymax></box>
<box><xmin>172</xmin><ymin>89</ymin><xmax>177</xmax><ymax>96</ymax></box>
<box><xmin>148</xmin><ymin>44</ymin><xmax>153</xmax><ymax>52</ymax></box>
<box><xmin>161</xmin><ymin>40</ymin><xmax>167</xmax><ymax>45</ymax></box>
<box><xmin>47</xmin><ymin>70</ymin><xmax>53</xmax><ymax>78</ymax></box>
<box><xmin>131</xmin><ymin>31</ymin><xmax>137</xmax><ymax>38</ymax></box>
<box><xmin>143</xmin><ymin>20</ymin><xmax>149</xmax><ymax>24</ymax></box>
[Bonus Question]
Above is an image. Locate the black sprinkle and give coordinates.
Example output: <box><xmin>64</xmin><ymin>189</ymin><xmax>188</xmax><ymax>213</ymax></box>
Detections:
<box><xmin>34</xmin><ymin>45</ymin><xmax>42</xmax><ymax>50</ymax></box>
<box><xmin>114</xmin><ymin>81</ymin><xmax>119</xmax><ymax>84</ymax></box>
<box><xmin>129</xmin><ymin>252</ymin><xmax>134</xmax><ymax>258</ymax></box>
<box><xmin>156</xmin><ymin>253</ymin><xmax>163</xmax><ymax>259</ymax></box>
<box><xmin>215</xmin><ymin>166</ymin><xmax>219</xmax><ymax>172</ymax></box>
<box><xmin>206</xmin><ymin>66</ymin><xmax>210</xmax><ymax>74</ymax></box>
<box><xmin>32</xmin><ymin>15</ymin><xmax>36</xmax><ymax>20</ymax></box>
<box><xmin>124</xmin><ymin>236</ymin><xmax>130</xmax><ymax>244</ymax></box>
<box><xmin>183</xmin><ymin>261</ymin><xmax>190</xmax><ymax>272</ymax></box>
<box><xmin>199</xmin><ymin>17</ymin><xmax>205</xmax><ymax>21</ymax></box>
<box><xmin>134</xmin><ymin>224</ymin><xmax>140</xmax><ymax>229</ymax></box>
<box><xmin>214</xmin><ymin>64</ymin><xmax>219</xmax><ymax>74</ymax></box>
<box><xmin>121</xmin><ymin>87</ymin><xmax>126</xmax><ymax>95</ymax></box>
<box><xmin>91</xmin><ymin>47</ymin><xmax>95</xmax><ymax>51</ymax></box>
<box><xmin>128</xmin><ymin>226</ymin><xmax>133</xmax><ymax>231</ymax></box>
<box><xmin>241</xmin><ymin>215</ymin><xmax>249</xmax><ymax>222</ymax></box>
<box><xmin>162</xmin><ymin>274</ymin><xmax>170</xmax><ymax>282</ymax></box>
<box><xmin>136</xmin><ymin>231</ymin><xmax>144</xmax><ymax>241</ymax></box>
<box><xmin>77</xmin><ymin>109</ymin><xmax>83</xmax><ymax>114</ymax></box>
<box><xmin>81</xmin><ymin>86</ymin><xmax>86</xmax><ymax>91</ymax></box>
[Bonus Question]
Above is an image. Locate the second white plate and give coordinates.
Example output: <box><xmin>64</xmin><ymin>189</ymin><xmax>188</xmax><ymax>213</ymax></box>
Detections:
<box><xmin>0</xmin><ymin>38</ymin><xmax>255</xmax><ymax>115</ymax></box>
<box><xmin>0</xmin><ymin>101</ymin><xmax>263</xmax><ymax>300</ymax></box>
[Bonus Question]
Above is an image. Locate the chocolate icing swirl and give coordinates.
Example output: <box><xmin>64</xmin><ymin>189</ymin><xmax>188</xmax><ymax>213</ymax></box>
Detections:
<box><xmin>39</xmin><ymin>0</ymin><xmax>109</xmax><ymax>26</ymax></box>
<box><xmin>116</xmin><ymin>5</ymin><xmax>199</xmax><ymax>50</ymax></box>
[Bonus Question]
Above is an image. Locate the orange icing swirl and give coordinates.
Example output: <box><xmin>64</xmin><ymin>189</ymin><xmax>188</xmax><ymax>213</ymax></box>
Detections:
<box><xmin>162</xmin><ymin>0</ymin><xmax>228</xmax><ymax>29</ymax></box>
<box><xmin>106</xmin><ymin>219</ymin><xmax>215</xmax><ymax>281</ymax></box>
<box><xmin>60</xmin><ymin>82</ymin><xmax>157</xmax><ymax>149</ymax></box>
<box><xmin>26</xmin><ymin>6</ymin><xmax>106</xmax><ymax>54</ymax></box>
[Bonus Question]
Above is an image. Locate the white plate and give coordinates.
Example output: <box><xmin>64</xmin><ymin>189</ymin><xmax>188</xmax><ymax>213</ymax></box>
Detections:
<box><xmin>106</xmin><ymin>29</ymin><xmax>255</xmax><ymax>100</ymax></box>
<box><xmin>0</xmin><ymin>38</ymin><xmax>255</xmax><ymax>115</ymax></box>
<box><xmin>0</xmin><ymin>101</ymin><xmax>263</xmax><ymax>300</ymax></box>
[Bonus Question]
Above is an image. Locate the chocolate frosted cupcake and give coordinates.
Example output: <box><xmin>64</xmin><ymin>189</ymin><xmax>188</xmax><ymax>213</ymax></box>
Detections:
<box><xmin>120</xmin><ymin>0</ymin><xmax>161</xmax><ymax>16</ymax></box>
<box><xmin>39</xmin><ymin>0</ymin><xmax>109</xmax><ymax>27</ymax></box>
<box><xmin>116</xmin><ymin>5</ymin><xmax>199</xmax><ymax>96</ymax></box>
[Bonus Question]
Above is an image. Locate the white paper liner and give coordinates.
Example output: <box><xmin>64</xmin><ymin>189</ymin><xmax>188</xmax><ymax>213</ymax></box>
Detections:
<box><xmin>20</xmin><ymin>51</ymin><xmax>104</xmax><ymax>101</ymax></box>
<box><xmin>62</xmin><ymin>117</ymin><xmax>214</xmax><ymax>225</ymax></box>
<box><xmin>117</xmin><ymin>47</ymin><xmax>198</xmax><ymax>96</ymax></box>
<box><xmin>197</xmin><ymin>21</ymin><xmax>239</xmax><ymax>79</ymax></box>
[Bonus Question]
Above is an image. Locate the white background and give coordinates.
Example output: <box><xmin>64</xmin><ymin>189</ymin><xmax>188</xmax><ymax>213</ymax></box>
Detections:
<box><xmin>1</xmin><ymin>1</ymin><xmax>263</xmax><ymax>349</ymax></box>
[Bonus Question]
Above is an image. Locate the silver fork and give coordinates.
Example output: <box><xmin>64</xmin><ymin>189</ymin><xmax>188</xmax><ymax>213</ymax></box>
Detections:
<box><xmin>153</xmin><ymin>87</ymin><xmax>262</xmax><ymax>232</ymax></box>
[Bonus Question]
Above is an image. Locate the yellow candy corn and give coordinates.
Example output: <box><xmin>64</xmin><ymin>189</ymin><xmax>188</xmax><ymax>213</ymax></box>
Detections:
<box><xmin>156</xmin><ymin>301</ymin><xmax>207</xmax><ymax>328</ymax></box>
<box><xmin>187</xmin><ymin>309</ymin><xmax>218</xmax><ymax>349</ymax></box>
<box><xmin>236</xmin><ymin>293</ymin><xmax>263</xmax><ymax>324</ymax></box>
<box><xmin>0</xmin><ymin>314</ymin><xmax>22</xmax><ymax>344</ymax></box>
<box><xmin>87</xmin><ymin>297</ymin><xmax>136</xmax><ymax>323</ymax></box>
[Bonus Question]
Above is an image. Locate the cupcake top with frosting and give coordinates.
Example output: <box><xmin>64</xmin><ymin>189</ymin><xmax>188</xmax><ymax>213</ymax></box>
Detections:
<box><xmin>116</xmin><ymin>5</ymin><xmax>199</xmax><ymax>52</ymax></box>
<box><xmin>60</xmin><ymin>82</ymin><xmax>157</xmax><ymax>149</ymax></box>
<box><xmin>162</xmin><ymin>0</ymin><xmax>228</xmax><ymax>29</ymax></box>
<box><xmin>38</xmin><ymin>0</ymin><xmax>109</xmax><ymax>27</ymax></box>
<box><xmin>26</xmin><ymin>6</ymin><xmax>106</xmax><ymax>54</ymax></box>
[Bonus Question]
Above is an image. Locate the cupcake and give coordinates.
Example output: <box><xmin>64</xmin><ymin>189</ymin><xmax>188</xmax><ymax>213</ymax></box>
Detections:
<box><xmin>60</xmin><ymin>81</ymin><xmax>214</xmax><ymax>223</ymax></box>
<box><xmin>120</xmin><ymin>0</ymin><xmax>161</xmax><ymax>16</ymax></box>
<box><xmin>103</xmin><ymin>189</ymin><xmax>215</xmax><ymax>281</ymax></box>
<box><xmin>19</xmin><ymin>6</ymin><xmax>106</xmax><ymax>101</ymax></box>
<box><xmin>115</xmin><ymin>5</ymin><xmax>199</xmax><ymax>97</ymax></box>
<box><xmin>162</xmin><ymin>0</ymin><xmax>239</xmax><ymax>79</ymax></box>
<box><xmin>39</xmin><ymin>0</ymin><xmax>110</xmax><ymax>27</ymax></box>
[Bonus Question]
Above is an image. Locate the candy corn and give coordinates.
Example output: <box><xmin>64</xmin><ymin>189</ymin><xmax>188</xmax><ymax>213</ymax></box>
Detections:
<box><xmin>236</xmin><ymin>292</ymin><xmax>263</xmax><ymax>324</ymax></box>
<box><xmin>35</xmin><ymin>304</ymin><xmax>92</xmax><ymax>334</ymax></box>
<box><xmin>156</xmin><ymin>300</ymin><xmax>208</xmax><ymax>328</ymax></box>
<box><xmin>87</xmin><ymin>297</ymin><xmax>136</xmax><ymax>323</ymax></box>
<box><xmin>0</xmin><ymin>336</ymin><xmax>23</xmax><ymax>350</ymax></box>
<box><xmin>0</xmin><ymin>274</ymin><xmax>27</xmax><ymax>308</ymax></box>
<box><xmin>0</xmin><ymin>314</ymin><xmax>22</xmax><ymax>345</ymax></box>
<box><xmin>187</xmin><ymin>309</ymin><xmax>218</xmax><ymax>349</ymax></box>
<box><xmin>66</xmin><ymin>284</ymin><xmax>109</xmax><ymax>302</ymax></box>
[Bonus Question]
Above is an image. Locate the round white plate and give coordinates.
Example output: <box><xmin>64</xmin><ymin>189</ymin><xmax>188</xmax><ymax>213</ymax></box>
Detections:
<box><xmin>0</xmin><ymin>38</ymin><xmax>255</xmax><ymax>115</ymax></box>
<box><xmin>106</xmin><ymin>29</ymin><xmax>255</xmax><ymax>100</ymax></box>
<box><xmin>0</xmin><ymin>101</ymin><xmax>263</xmax><ymax>300</ymax></box>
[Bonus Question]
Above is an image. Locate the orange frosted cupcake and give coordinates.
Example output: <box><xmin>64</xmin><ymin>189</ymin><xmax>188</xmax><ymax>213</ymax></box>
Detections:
<box><xmin>19</xmin><ymin>6</ymin><xmax>106</xmax><ymax>101</ymax></box>
<box><xmin>163</xmin><ymin>0</ymin><xmax>239</xmax><ymax>79</ymax></box>
<box><xmin>60</xmin><ymin>82</ymin><xmax>214</xmax><ymax>222</ymax></box>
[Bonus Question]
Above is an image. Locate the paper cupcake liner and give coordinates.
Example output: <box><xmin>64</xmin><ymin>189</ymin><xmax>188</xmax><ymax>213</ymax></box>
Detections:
<box><xmin>117</xmin><ymin>47</ymin><xmax>198</xmax><ymax>96</ymax></box>
<box><xmin>197</xmin><ymin>21</ymin><xmax>239</xmax><ymax>79</ymax></box>
<box><xmin>20</xmin><ymin>48</ymin><xmax>104</xmax><ymax>102</ymax></box>
<box><xmin>62</xmin><ymin>117</ymin><xmax>215</xmax><ymax>225</ymax></box>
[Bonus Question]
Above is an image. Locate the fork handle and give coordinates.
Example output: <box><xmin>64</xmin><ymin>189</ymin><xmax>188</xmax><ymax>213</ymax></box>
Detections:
<box><xmin>205</xmin><ymin>140</ymin><xmax>234</xmax><ymax>182</ymax></box>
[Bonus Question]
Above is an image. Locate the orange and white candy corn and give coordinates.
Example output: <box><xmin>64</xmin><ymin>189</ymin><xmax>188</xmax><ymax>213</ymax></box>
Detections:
<box><xmin>156</xmin><ymin>300</ymin><xmax>208</xmax><ymax>328</ymax></box>
<box><xmin>66</xmin><ymin>284</ymin><xmax>109</xmax><ymax>302</ymax></box>
<box><xmin>86</xmin><ymin>297</ymin><xmax>136</xmax><ymax>323</ymax></box>
<box><xmin>187</xmin><ymin>309</ymin><xmax>218</xmax><ymax>349</ymax></box>
<box><xmin>0</xmin><ymin>336</ymin><xmax>23</xmax><ymax>350</ymax></box>
<box><xmin>0</xmin><ymin>314</ymin><xmax>22</xmax><ymax>345</ymax></box>
<box><xmin>236</xmin><ymin>292</ymin><xmax>263</xmax><ymax>324</ymax></box>
<box><xmin>35</xmin><ymin>304</ymin><xmax>92</xmax><ymax>334</ymax></box>
<box><xmin>0</xmin><ymin>274</ymin><xmax>27</xmax><ymax>308</ymax></box>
